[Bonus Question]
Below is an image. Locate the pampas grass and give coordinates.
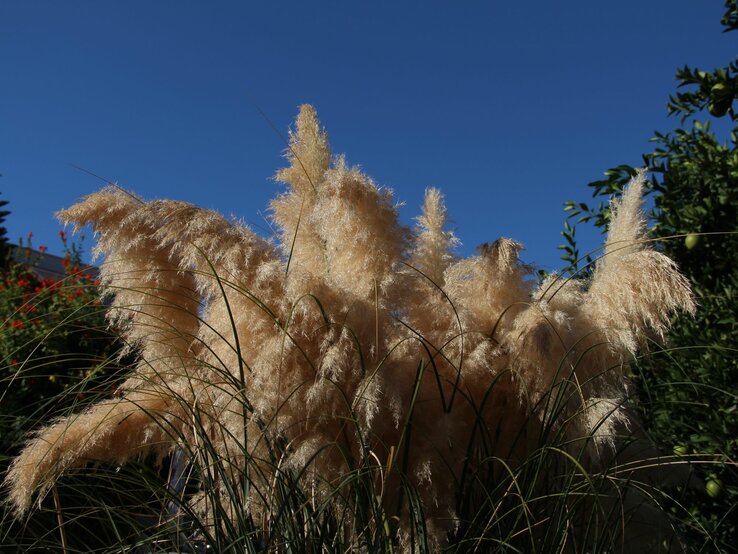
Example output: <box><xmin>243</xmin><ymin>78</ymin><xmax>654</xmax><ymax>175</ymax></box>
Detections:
<box><xmin>3</xmin><ymin>105</ymin><xmax>699</xmax><ymax>552</ymax></box>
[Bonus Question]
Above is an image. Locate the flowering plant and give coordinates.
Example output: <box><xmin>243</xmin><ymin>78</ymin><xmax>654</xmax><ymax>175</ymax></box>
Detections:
<box><xmin>0</xmin><ymin>233</ymin><xmax>122</xmax><ymax>454</ymax></box>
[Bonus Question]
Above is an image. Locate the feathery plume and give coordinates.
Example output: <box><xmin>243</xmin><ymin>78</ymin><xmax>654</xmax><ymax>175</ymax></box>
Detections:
<box><xmin>411</xmin><ymin>187</ymin><xmax>459</xmax><ymax>285</ymax></box>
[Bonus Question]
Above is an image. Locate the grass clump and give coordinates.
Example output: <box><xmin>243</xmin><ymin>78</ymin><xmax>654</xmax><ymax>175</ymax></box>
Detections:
<box><xmin>1</xmin><ymin>106</ymin><xmax>719</xmax><ymax>552</ymax></box>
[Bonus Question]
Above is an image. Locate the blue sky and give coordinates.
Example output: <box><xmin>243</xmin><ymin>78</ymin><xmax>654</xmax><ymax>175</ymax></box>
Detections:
<box><xmin>1</xmin><ymin>1</ymin><xmax>734</xmax><ymax>272</ymax></box>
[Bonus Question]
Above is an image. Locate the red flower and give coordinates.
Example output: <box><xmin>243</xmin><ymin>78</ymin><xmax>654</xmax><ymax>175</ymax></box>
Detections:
<box><xmin>61</xmin><ymin>259</ymin><xmax>70</xmax><ymax>268</ymax></box>
<box><xmin>27</xmin><ymin>231</ymin><xmax>33</xmax><ymax>239</ymax></box>
<box><xmin>17</xmin><ymin>279</ymin><xmax>31</xmax><ymax>288</ymax></box>
<box><xmin>38</xmin><ymin>245</ymin><xmax>48</xmax><ymax>253</ymax></box>
<box><xmin>8</xmin><ymin>320</ymin><xmax>25</xmax><ymax>330</ymax></box>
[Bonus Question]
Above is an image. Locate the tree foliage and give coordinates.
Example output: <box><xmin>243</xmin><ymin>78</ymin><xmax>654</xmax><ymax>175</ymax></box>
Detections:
<box><xmin>0</xmin><ymin>192</ymin><xmax>10</xmax><ymax>270</ymax></box>
<box><xmin>560</xmin><ymin>1</ymin><xmax>738</xmax><ymax>548</ymax></box>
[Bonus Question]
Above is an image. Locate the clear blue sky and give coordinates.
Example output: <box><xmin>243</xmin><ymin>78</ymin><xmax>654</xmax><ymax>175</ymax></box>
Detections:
<box><xmin>2</xmin><ymin>1</ymin><xmax>734</xmax><ymax>272</ymax></box>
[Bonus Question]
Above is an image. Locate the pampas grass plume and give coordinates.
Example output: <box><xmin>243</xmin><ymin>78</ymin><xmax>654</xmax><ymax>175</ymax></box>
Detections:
<box><xmin>4</xmin><ymin>106</ymin><xmax>695</xmax><ymax>551</ymax></box>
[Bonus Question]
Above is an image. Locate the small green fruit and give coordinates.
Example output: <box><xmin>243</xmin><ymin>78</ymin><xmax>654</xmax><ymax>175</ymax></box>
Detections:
<box><xmin>709</xmin><ymin>100</ymin><xmax>730</xmax><ymax>117</ymax></box>
<box><xmin>673</xmin><ymin>444</ymin><xmax>688</xmax><ymax>457</ymax></box>
<box><xmin>685</xmin><ymin>233</ymin><xmax>700</xmax><ymax>250</ymax></box>
<box><xmin>711</xmin><ymin>82</ymin><xmax>732</xmax><ymax>101</ymax></box>
<box><xmin>709</xmin><ymin>83</ymin><xmax>733</xmax><ymax>116</ymax></box>
<box><xmin>706</xmin><ymin>478</ymin><xmax>722</xmax><ymax>498</ymax></box>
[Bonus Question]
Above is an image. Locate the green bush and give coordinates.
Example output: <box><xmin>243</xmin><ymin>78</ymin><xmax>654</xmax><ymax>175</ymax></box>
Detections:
<box><xmin>559</xmin><ymin>1</ymin><xmax>738</xmax><ymax>548</ymax></box>
<box><xmin>0</xmin><ymin>233</ymin><xmax>124</xmax><ymax>456</ymax></box>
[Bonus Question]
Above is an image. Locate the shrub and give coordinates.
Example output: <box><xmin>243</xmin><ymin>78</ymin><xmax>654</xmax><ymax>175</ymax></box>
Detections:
<box><xmin>558</xmin><ymin>1</ymin><xmax>738</xmax><ymax>547</ymax></box>
<box><xmin>0</xmin><ymin>234</ymin><xmax>124</xmax><ymax>455</ymax></box>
